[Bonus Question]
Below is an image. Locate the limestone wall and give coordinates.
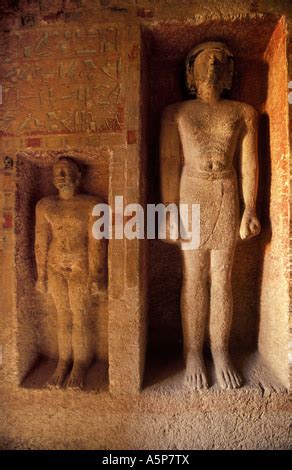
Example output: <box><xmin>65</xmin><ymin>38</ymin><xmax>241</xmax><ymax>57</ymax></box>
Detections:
<box><xmin>0</xmin><ymin>0</ymin><xmax>290</xmax><ymax>450</ymax></box>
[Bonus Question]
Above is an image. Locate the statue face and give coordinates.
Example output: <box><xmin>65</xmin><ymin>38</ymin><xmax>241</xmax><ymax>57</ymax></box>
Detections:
<box><xmin>53</xmin><ymin>159</ymin><xmax>80</xmax><ymax>192</ymax></box>
<box><xmin>193</xmin><ymin>49</ymin><xmax>229</xmax><ymax>90</ymax></box>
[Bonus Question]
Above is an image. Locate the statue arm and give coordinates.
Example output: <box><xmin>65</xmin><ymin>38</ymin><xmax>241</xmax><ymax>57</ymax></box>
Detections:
<box><xmin>88</xmin><ymin>207</ymin><xmax>107</xmax><ymax>294</ymax></box>
<box><xmin>160</xmin><ymin>106</ymin><xmax>182</xmax><ymax>205</ymax></box>
<box><xmin>239</xmin><ymin>105</ymin><xmax>261</xmax><ymax>240</ymax></box>
<box><xmin>35</xmin><ymin>200</ymin><xmax>50</xmax><ymax>292</ymax></box>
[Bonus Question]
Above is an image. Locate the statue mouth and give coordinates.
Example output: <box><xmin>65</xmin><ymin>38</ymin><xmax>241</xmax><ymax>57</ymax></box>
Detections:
<box><xmin>55</xmin><ymin>180</ymin><xmax>73</xmax><ymax>188</ymax></box>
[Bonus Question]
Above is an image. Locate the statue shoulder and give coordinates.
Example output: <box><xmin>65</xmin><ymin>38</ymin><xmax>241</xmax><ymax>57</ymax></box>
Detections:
<box><xmin>230</xmin><ymin>100</ymin><xmax>258</xmax><ymax>122</ymax></box>
<box><xmin>80</xmin><ymin>194</ymin><xmax>105</xmax><ymax>208</ymax></box>
<box><xmin>36</xmin><ymin>195</ymin><xmax>56</xmax><ymax>213</ymax></box>
<box><xmin>161</xmin><ymin>102</ymin><xmax>184</xmax><ymax>120</ymax></box>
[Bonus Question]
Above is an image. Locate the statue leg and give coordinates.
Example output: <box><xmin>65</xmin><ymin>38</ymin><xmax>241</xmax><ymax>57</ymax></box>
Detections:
<box><xmin>47</xmin><ymin>268</ymin><xmax>72</xmax><ymax>388</ymax></box>
<box><xmin>181</xmin><ymin>249</ymin><xmax>209</xmax><ymax>389</ymax></box>
<box><xmin>66</xmin><ymin>273</ymin><xmax>92</xmax><ymax>389</ymax></box>
<box><xmin>210</xmin><ymin>249</ymin><xmax>242</xmax><ymax>389</ymax></box>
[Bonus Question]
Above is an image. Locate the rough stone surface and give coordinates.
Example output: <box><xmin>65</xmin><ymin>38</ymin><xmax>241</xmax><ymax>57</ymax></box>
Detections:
<box><xmin>34</xmin><ymin>157</ymin><xmax>107</xmax><ymax>390</ymax></box>
<box><xmin>160</xmin><ymin>40</ymin><xmax>260</xmax><ymax>391</ymax></box>
<box><xmin>0</xmin><ymin>0</ymin><xmax>291</xmax><ymax>450</ymax></box>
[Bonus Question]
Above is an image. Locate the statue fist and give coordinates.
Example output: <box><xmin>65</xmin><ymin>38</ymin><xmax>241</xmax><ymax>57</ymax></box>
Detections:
<box><xmin>89</xmin><ymin>280</ymin><xmax>99</xmax><ymax>296</ymax></box>
<box><xmin>160</xmin><ymin>211</ymin><xmax>181</xmax><ymax>244</ymax></box>
<box><xmin>36</xmin><ymin>278</ymin><xmax>47</xmax><ymax>294</ymax></box>
<box><xmin>239</xmin><ymin>209</ymin><xmax>261</xmax><ymax>240</ymax></box>
<box><xmin>88</xmin><ymin>279</ymin><xmax>106</xmax><ymax>298</ymax></box>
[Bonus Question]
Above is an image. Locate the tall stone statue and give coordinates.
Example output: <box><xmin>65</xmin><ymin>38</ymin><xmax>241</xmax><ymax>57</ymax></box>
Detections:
<box><xmin>35</xmin><ymin>157</ymin><xmax>106</xmax><ymax>390</ymax></box>
<box><xmin>160</xmin><ymin>42</ymin><xmax>261</xmax><ymax>390</ymax></box>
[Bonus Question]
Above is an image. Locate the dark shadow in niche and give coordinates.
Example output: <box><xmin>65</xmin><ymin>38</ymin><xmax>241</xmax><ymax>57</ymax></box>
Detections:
<box><xmin>230</xmin><ymin>111</ymin><xmax>272</xmax><ymax>355</ymax></box>
<box><xmin>141</xmin><ymin>17</ymin><xmax>277</xmax><ymax>389</ymax></box>
<box><xmin>21</xmin><ymin>355</ymin><xmax>109</xmax><ymax>392</ymax></box>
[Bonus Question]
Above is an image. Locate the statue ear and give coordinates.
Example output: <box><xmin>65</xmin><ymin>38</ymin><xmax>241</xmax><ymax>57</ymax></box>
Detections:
<box><xmin>185</xmin><ymin>57</ymin><xmax>196</xmax><ymax>96</ymax></box>
<box><xmin>75</xmin><ymin>168</ymin><xmax>82</xmax><ymax>185</ymax></box>
<box><xmin>224</xmin><ymin>57</ymin><xmax>234</xmax><ymax>90</ymax></box>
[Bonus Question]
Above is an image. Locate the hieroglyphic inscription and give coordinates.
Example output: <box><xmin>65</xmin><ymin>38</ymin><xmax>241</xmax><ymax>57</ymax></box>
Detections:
<box><xmin>0</xmin><ymin>27</ymin><xmax>124</xmax><ymax>135</ymax></box>
<box><xmin>4</xmin><ymin>1</ymin><xmax>82</xmax><ymax>11</ymax></box>
<box><xmin>0</xmin><ymin>156</ymin><xmax>14</xmax><ymax>251</ymax></box>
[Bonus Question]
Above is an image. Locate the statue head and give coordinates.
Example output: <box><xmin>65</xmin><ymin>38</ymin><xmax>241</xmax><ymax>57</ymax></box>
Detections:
<box><xmin>53</xmin><ymin>157</ymin><xmax>81</xmax><ymax>195</ymax></box>
<box><xmin>185</xmin><ymin>42</ymin><xmax>234</xmax><ymax>97</ymax></box>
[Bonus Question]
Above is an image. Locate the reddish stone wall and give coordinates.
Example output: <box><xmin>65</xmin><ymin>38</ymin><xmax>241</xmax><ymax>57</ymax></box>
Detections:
<box><xmin>0</xmin><ymin>0</ymin><xmax>290</xmax><ymax>450</ymax></box>
<box><xmin>258</xmin><ymin>17</ymin><xmax>290</xmax><ymax>386</ymax></box>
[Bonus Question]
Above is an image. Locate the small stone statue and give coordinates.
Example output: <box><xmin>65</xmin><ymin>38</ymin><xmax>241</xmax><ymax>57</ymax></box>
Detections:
<box><xmin>35</xmin><ymin>157</ymin><xmax>106</xmax><ymax>389</ymax></box>
<box><xmin>160</xmin><ymin>42</ymin><xmax>261</xmax><ymax>389</ymax></box>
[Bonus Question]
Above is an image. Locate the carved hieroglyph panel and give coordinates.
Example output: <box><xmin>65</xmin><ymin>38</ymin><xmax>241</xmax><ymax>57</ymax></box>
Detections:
<box><xmin>0</xmin><ymin>26</ymin><xmax>124</xmax><ymax>136</ymax></box>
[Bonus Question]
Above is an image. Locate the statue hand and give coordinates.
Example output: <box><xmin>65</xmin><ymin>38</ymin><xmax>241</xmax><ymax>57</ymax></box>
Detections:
<box><xmin>88</xmin><ymin>279</ymin><xmax>106</xmax><ymax>298</ymax></box>
<box><xmin>239</xmin><ymin>209</ymin><xmax>261</xmax><ymax>240</ymax></box>
<box><xmin>36</xmin><ymin>278</ymin><xmax>47</xmax><ymax>294</ymax></box>
<box><xmin>160</xmin><ymin>211</ymin><xmax>181</xmax><ymax>244</ymax></box>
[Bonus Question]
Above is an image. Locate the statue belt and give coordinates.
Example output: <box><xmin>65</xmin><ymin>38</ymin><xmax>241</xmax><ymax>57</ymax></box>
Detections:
<box><xmin>183</xmin><ymin>168</ymin><xmax>235</xmax><ymax>180</ymax></box>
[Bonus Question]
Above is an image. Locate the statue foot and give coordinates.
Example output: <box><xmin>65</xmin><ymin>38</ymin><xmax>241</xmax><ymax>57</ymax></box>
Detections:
<box><xmin>47</xmin><ymin>359</ymin><xmax>70</xmax><ymax>389</ymax></box>
<box><xmin>214</xmin><ymin>353</ymin><xmax>242</xmax><ymax>389</ymax></box>
<box><xmin>67</xmin><ymin>362</ymin><xmax>86</xmax><ymax>390</ymax></box>
<box><xmin>184</xmin><ymin>352</ymin><xmax>208</xmax><ymax>390</ymax></box>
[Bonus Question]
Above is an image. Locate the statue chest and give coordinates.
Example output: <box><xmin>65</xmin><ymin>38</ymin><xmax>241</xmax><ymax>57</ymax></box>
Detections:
<box><xmin>46</xmin><ymin>204</ymin><xmax>89</xmax><ymax>232</ymax></box>
<box><xmin>178</xmin><ymin>112</ymin><xmax>241</xmax><ymax>159</ymax></box>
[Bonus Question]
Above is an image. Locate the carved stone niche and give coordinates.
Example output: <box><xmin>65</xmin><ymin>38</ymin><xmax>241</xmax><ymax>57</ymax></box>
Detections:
<box><xmin>142</xmin><ymin>15</ymin><xmax>289</xmax><ymax>390</ymax></box>
<box><xmin>15</xmin><ymin>151</ymin><xmax>109</xmax><ymax>391</ymax></box>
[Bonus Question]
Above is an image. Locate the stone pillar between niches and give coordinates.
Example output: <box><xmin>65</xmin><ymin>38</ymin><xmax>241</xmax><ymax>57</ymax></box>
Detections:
<box><xmin>108</xmin><ymin>25</ymin><xmax>146</xmax><ymax>394</ymax></box>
